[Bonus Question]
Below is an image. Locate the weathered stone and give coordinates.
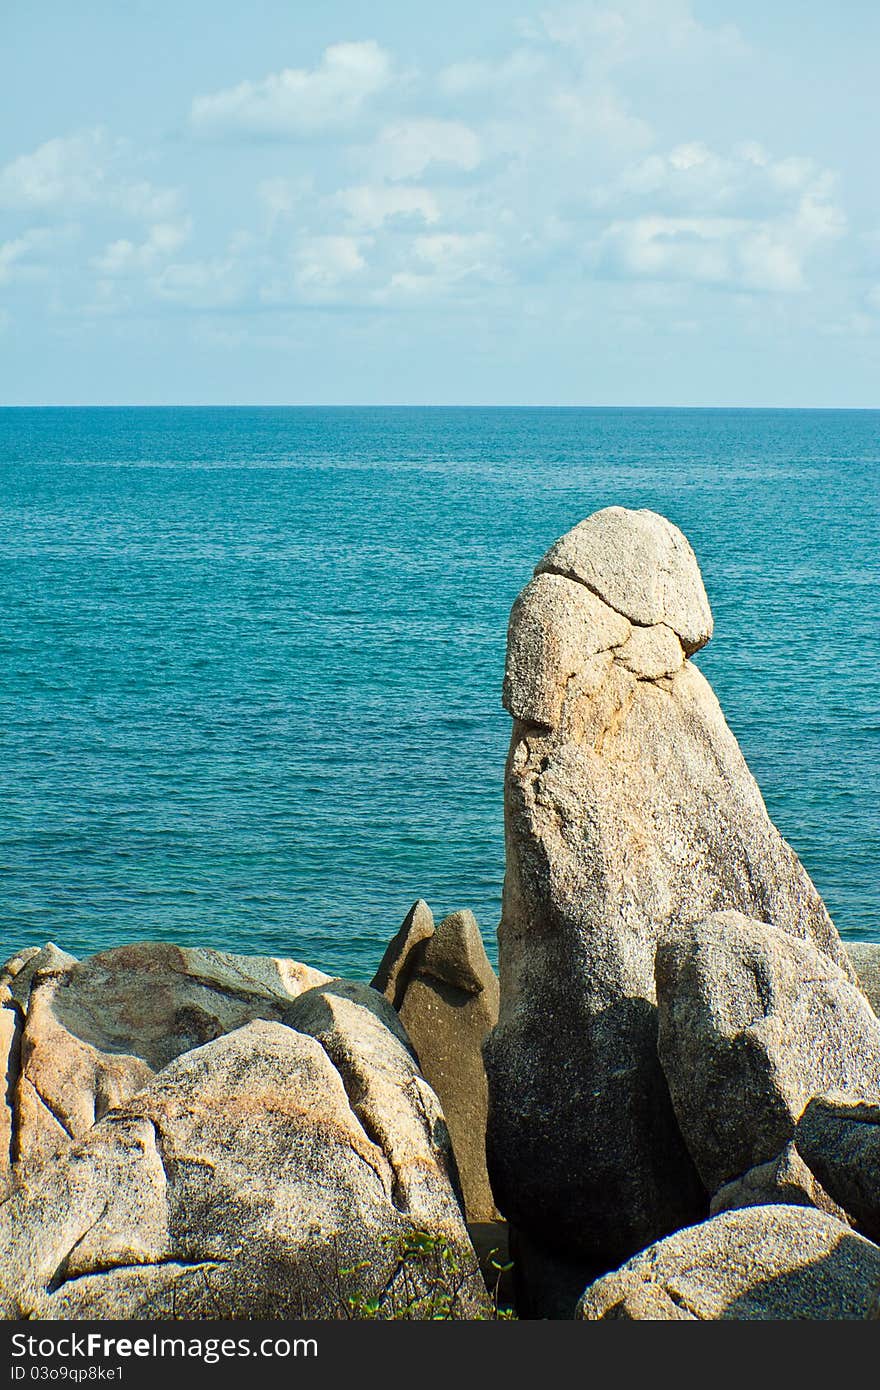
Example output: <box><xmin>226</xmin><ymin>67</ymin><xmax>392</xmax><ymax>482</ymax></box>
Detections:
<box><xmin>847</xmin><ymin>941</ymin><xmax>880</xmax><ymax>1017</ymax></box>
<box><xmin>796</xmin><ymin>1095</ymin><xmax>880</xmax><ymax>1243</ymax></box>
<box><xmin>1</xmin><ymin>943</ymin><xmax>78</xmax><ymax>1004</ymax></box>
<box><xmin>371</xmin><ymin>900</ymin><xmax>436</xmax><ymax>1008</ymax></box>
<box><xmin>4</xmin><ymin>941</ymin><xmax>329</xmax><ymax>1184</ymax></box>
<box><xmin>1</xmin><ymin>1004</ymin><xmax>21</xmax><ymax>1196</ymax></box>
<box><xmin>577</xmin><ymin>1206</ymin><xmax>880</xmax><ymax>1320</ymax></box>
<box><xmin>0</xmin><ymin>996</ymin><xmax>489</xmax><ymax>1319</ymax></box>
<box><xmin>486</xmin><ymin>508</ymin><xmax>851</xmax><ymax>1284</ymax></box>
<box><xmin>503</xmin><ymin>573</ymin><xmax>630</xmax><ymax>726</ymax></box>
<box><xmin>2</xmin><ymin>944</ymin><xmax>80</xmax><ymax>1193</ymax></box>
<box><xmin>374</xmin><ymin>905</ymin><xmax>500</xmax><ymax>1222</ymax></box>
<box><xmin>709</xmin><ymin>1142</ymin><xmax>849</xmax><ymax>1224</ymax></box>
<box><xmin>613</xmin><ymin>622</ymin><xmax>684</xmax><ymax>679</ymax></box>
<box><xmin>535</xmin><ymin>505</ymin><xmax>713</xmax><ymax>654</ymax></box>
<box><xmin>657</xmin><ymin>913</ymin><xmax>880</xmax><ymax>1193</ymax></box>
<box><xmin>2</xmin><ymin>946</ymin><xmax>45</xmax><ymax>989</ymax></box>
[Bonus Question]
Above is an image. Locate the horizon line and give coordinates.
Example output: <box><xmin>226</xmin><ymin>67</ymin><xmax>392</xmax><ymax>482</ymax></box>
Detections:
<box><xmin>2</xmin><ymin>402</ymin><xmax>879</xmax><ymax>412</ymax></box>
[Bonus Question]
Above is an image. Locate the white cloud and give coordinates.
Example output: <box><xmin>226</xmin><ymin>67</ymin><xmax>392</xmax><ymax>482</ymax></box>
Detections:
<box><xmin>598</xmin><ymin>203</ymin><xmax>843</xmax><ymax>294</ymax></box>
<box><xmin>413</xmin><ymin>233</ymin><xmax>494</xmax><ymax>271</ymax></box>
<box><xmin>0</xmin><ymin>129</ymin><xmax>179</xmax><ymax>219</ymax></box>
<box><xmin>386</xmin><ymin>232</ymin><xmax>503</xmax><ymax>299</ymax></box>
<box><xmin>336</xmin><ymin>184</ymin><xmax>440</xmax><ymax>229</ymax></box>
<box><xmin>548</xmin><ymin>84</ymin><xmax>652</xmax><ymax>152</ymax></box>
<box><xmin>599</xmin><ymin>215</ymin><xmax>732</xmax><ymax>284</ymax></box>
<box><xmin>0</xmin><ymin>228</ymin><xmax>58</xmax><ymax>284</ymax></box>
<box><xmin>438</xmin><ymin>49</ymin><xmax>546</xmax><ymax>97</ymax></box>
<box><xmin>191</xmin><ymin>41</ymin><xmax>393</xmax><ymax>138</ymax></box>
<box><xmin>115</xmin><ymin>180</ymin><xmax>180</xmax><ymax>222</ymax></box>
<box><xmin>0</xmin><ymin>131</ymin><xmax>107</xmax><ymax>209</ymax></box>
<box><xmin>151</xmin><ymin>258</ymin><xmax>244</xmax><ymax>309</ymax></box>
<box><xmin>531</xmin><ymin>0</ymin><xmax>746</xmax><ymax>66</ymax></box>
<box><xmin>0</xmin><ymin>4</ymin><xmax>860</xmax><ymax>345</ymax></box>
<box><xmin>594</xmin><ymin>140</ymin><xmax>845</xmax><ymax>293</ymax></box>
<box><xmin>595</xmin><ymin>141</ymin><xmax>835</xmax><ymax>218</ymax></box>
<box><xmin>294</xmin><ymin>235</ymin><xmax>367</xmax><ymax>289</ymax></box>
<box><xmin>92</xmin><ymin>220</ymin><xmax>192</xmax><ymax>276</ymax></box>
<box><xmin>257</xmin><ymin>176</ymin><xmax>316</xmax><ymax>228</ymax></box>
<box><xmin>0</xmin><ymin>234</ymin><xmax>36</xmax><ymax>284</ymax></box>
<box><xmin>373</xmin><ymin>120</ymin><xmax>481</xmax><ymax>181</ymax></box>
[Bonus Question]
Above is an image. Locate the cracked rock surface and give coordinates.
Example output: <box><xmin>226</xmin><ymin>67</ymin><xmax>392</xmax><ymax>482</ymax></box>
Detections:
<box><xmin>484</xmin><ymin>506</ymin><xmax>853</xmax><ymax>1295</ymax></box>
<box><xmin>0</xmin><ymin>941</ymin><xmax>329</xmax><ymax>1194</ymax></box>
<box><xmin>576</xmin><ymin>1205</ymin><xmax>880</xmax><ymax>1320</ymax></box>
<box><xmin>0</xmin><ymin>989</ymin><xmax>487</xmax><ymax>1319</ymax></box>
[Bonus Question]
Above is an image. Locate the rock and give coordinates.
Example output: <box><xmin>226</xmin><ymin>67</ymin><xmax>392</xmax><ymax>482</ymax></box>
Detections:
<box><xmin>796</xmin><ymin>1095</ymin><xmax>880</xmax><ymax>1243</ymax></box>
<box><xmin>373</xmin><ymin>904</ymin><xmax>500</xmax><ymax>1222</ymax></box>
<box><xmin>613</xmin><ymin>622</ymin><xmax>684</xmax><ymax>679</ymax></box>
<box><xmin>485</xmin><ymin>507</ymin><xmax>851</xmax><ymax>1285</ymax></box>
<box><xmin>2</xmin><ymin>941</ymin><xmax>329</xmax><ymax>1186</ymax></box>
<box><xmin>2</xmin><ymin>944</ymin><xmax>79</xmax><ymax>1194</ymax></box>
<box><xmin>2</xmin><ymin>943</ymin><xmax>78</xmax><ymax>1003</ymax></box>
<box><xmin>656</xmin><ymin>913</ymin><xmax>880</xmax><ymax>1193</ymax></box>
<box><xmin>576</xmin><ymin>1206</ymin><xmax>880</xmax><ymax>1320</ymax></box>
<box><xmin>709</xmin><ymin>1142</ymin><xmax>849</xmax><ymax>1224</ymax></box>
<box><xmin>1</xmin><ymin>1005</ymin><xmax>20</xmax><ymax>1196</ymax></box>
<box><xmin>503</xmin><ymin>573</ymin><xmax>631</xmax><ymax>727</ymax></box>
<box><xmin>847</xmin><ymin>942</ymin><xmax>880</xmax><ymax>1017</ymax></box>
<box><xmin>535</xmin><ymin>505</ymin><xmax>713</xmax><ymax>654</ymax></box>
<box><xmin>0</xmin><ymin>989</ymin><xmax>489</xmax><ymax>1319</ymax></box>
<box><xmin>371</xmin><ymin>900</ymin><xmax>436</xmax><ymax>1008</ymax></box>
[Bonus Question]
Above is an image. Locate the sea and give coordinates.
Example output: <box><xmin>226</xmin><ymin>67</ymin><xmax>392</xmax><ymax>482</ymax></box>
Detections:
<box><xmin>1</xmin><ymin>407</ymin><xmax>877</xmax><ymax>980</ymax></box>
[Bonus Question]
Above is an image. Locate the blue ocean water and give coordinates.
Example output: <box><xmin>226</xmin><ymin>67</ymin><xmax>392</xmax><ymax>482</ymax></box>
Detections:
<box><xmin>1</xmin><ymin>407</ymin><xmax>877</xmax><ymax>979</ymax></box>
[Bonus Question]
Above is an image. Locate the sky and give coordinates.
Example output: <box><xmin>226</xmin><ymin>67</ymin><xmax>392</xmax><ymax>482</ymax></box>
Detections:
<box><xmin>2</xmin><ymin>0</ymin><xmax>880</xmax><ymax>406</ymax></box>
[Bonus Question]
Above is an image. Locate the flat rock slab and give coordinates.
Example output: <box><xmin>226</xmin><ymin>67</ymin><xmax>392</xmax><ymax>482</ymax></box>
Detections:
<box><xmin>577</xmin><ymin>1206</ymin><xmax>880</xmax><ymax>1320</ymax></box>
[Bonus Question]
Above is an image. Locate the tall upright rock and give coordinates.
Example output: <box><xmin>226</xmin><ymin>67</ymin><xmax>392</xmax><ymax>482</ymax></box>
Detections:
<box><xmin>373</xmin><ymin>902</ymin><xmax>500</xmax><ymax>1222</ymax></box>
<box><xmin>484</xmin><ymin>506</ymin><xmax>853</xmax><ymax>1310</ymax></box>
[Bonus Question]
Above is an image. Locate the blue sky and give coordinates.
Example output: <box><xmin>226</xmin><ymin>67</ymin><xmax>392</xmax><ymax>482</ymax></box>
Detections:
<box><xmin>2</xmin><ymin>0</ymin><xmax>879</xmax><ymax>405</ymax></box>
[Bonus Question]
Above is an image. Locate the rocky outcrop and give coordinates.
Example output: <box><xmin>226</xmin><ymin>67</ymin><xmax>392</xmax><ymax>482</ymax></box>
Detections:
<box><xmin>847</xmin><ymin>942</ymin><xmax>880</xmax><ymax>1017</ymax></box>
<box><xmin>656</xmin><ymin>913</ymin><xmax>880</xmax><ymax>1193</ymax></box>
<box><xmin>0</xmin><ymin>985</ymin><xmax>488</xmax><ymax>1320</ymax></box>
<box><xmin>373</xmin><ymin>903</ymin><xmax>500</xmax><ymax>1221</ymax></box>
<box><xmin>576</xmin><ymin>1206</ymin><xmax>880</xmax><ymax>1320</ymax></box>
<box><xmin>795</xmin><ymin>1095</ymin><xmax>880</xmax><ymax>1243</ymax></box>
<box><xmin>0</xmin><ymin>941</ymin><xmax>328</xmax><ymax>1189</ymax></box>
<box><xmin>485</xmin><ymin>506</ymin><xmax>851</xmax><ymax>1294</ymax></box>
